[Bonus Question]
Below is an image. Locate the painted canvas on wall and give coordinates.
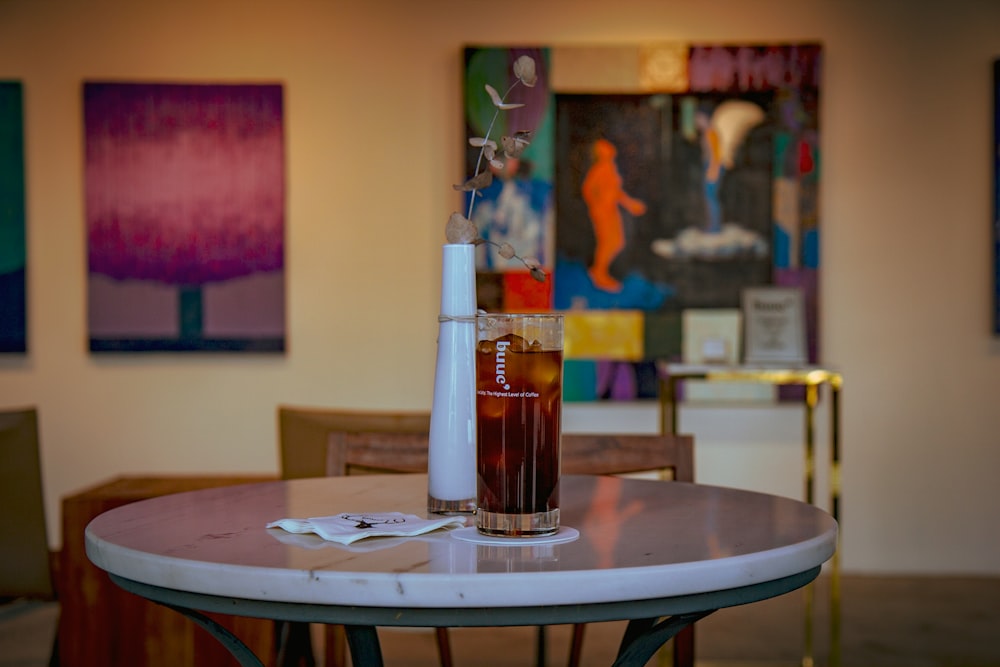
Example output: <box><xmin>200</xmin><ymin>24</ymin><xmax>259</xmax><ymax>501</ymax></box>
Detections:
<box><xmin>464</xmin><ymin>44</ymin><xmax>822</xmax><ymax>400</ymax></box>
<box><xmin>0</xmin><ymin>82</ymin><xmax>26</xmax><ymax>353</ymax></box>
<box><xmin>84</xmin><ymin>82</ymin><xmax>286</xmax><ymax>352</ymax></box>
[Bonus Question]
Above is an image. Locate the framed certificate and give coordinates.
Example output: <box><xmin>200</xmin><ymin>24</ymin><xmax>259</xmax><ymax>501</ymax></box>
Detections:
<box><xmin>742</xmin><ymin>287</ymin><xmax>807</xmax><ymax>365</ymax></box>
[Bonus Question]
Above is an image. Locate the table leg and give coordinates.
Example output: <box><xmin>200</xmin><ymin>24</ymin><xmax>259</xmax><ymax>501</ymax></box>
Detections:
<box><xmin>344</xmin><ymin>625</ymin><xmax>384</xmax><ymax>666</ymax></box>
<box><xmin>615</xmin><ymin>611</ymin><xmax>711</xmax><ymax>667</ymax></box>
<box><xmin>829</xmin><ymin>379</ymin><xmax>843</xmax><ymax>667</ymax></box>
<box><xmin>273</xmin><ymin>621</ymin><xmax>316</xmax><ymax>666</ymax></box>
<box><xmin>536</xmin><ymin>625</ymin><xmax>548</xmax><ymax>666</ymax></box>
<box><xmin>658</xmin><ymin>376</ymin><xmax>677</xmax><ymax>435</ymax></box>
<box><xmin>804</xmin><ymin>383</ymin><xmax>818</xmax><ymax>506</ymax></box>
<box><xmin>801</xmin><ymin>583</ymin><xmax>815</xmax><ymax>667</ymax></box>
<box><xmin>802</xmin><ymin>383</ymin><xmax>821</xmax><ymax>667</ymax></box>
<box><xmin>159</xmin><ymin>602</ymin><xmax>266</xmax><ymax>667</ymax></box>
<box><xmin>140</xmin><ymin>596</ymin><xmax>384</xmax><ymax>667</ymax></box>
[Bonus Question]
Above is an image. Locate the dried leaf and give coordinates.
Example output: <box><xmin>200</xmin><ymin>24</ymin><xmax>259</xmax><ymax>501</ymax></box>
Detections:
<box><xmin>529</xmin><ymin>266</ymin><xmax>547</xmax><ymax>282</ymax></box>
<box><xmin>452</xmin><ymin>170</ymin><xmax>493</xmax><ymax>192</ymax></box>
<box><xmin>445</xmin><ymin>213</ymin><xmax>479</xmax><ymax>244</ymax></box>
<box><xmin>500</xmin><ymin>136</ymin><xmax>518</xmax><ymax>157</ymax></box>
<box><xmin>501</xmin><ymin>133</ymin><xmax>532</xmax><ymax>158</ymax></box>
<box><xmin>513</xmin><ymin>55</ymin><xmax>538</xmax><ymax>87</ymax></box>
<box><xmin>498</xmin><ymin>243</ymin><xmax>516</xmax><ymax>260</ymax></box>
<box><xmin>522</xmin><ymin>257</ymin><xmax>540</xmax><ymax>269</ymax></box>
<box><xmin>485</xmin><ymin>84</ymin><xmax>524</xmax><ymax>110</ymax></box>
<box><xmin>468</xmin><ymin>170</ymin><xmax>493</xmax><ymax>189</ymax></box>
<box><xmin>488</xmin><ymin>157</ymin><xmax>505</xmax><ymax>170</ymax></box>
<box><xmin>469</xmin><ymin>137</ymin><xmax>497</xmax><ymax>150</ymax></box>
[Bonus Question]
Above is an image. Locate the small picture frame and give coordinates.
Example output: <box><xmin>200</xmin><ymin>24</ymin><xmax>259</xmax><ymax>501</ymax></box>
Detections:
<box><xmin>741</xmin><ymin>287</ymin><xmax>807</xmax><ymax>365</ymax></box>
<box><xmin>681</xmin><ymin>309</ymin><xmax>741</xmax><ymax>365</ymax></box>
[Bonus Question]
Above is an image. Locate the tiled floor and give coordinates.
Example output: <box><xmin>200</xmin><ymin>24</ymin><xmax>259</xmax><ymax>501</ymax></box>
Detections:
<box><xmin>3</xmin><ymin>575</ymin><xmax>1000</xmax><ymax>666</ymax></box>
<box><xmin>0</xmin><ymin>600</ymin><xmax>57</xmax><ymax>667</ymax></box>
<box><xmin>377</xmin><ymin>575</ymin><xmax>1000</xmax><ymax>667</ymax></box>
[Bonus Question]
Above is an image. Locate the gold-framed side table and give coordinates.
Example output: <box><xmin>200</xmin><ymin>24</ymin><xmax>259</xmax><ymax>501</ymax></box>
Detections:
<box><xmin>657</xmin><ymin>361</ymin><xmax>843</xmax><ymax>667</ymax></box>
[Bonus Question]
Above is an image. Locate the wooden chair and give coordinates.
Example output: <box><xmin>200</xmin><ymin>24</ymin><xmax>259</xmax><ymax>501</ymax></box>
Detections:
<box><xmin>0</xmin><ymin>407</ymin><xmax>59</xmax><ymax>666</ymax></box>
<box><xmin>276</xmin><ymin>406</ymin><xmax>451</xmax><ymax>667</ymax></box>
<box><xmin>278</xmin><ymin>405</ymin><xmax>431</xmax><ymax>481</ymax></box>
<box><xmin>560</xmin><ymin>433</ymin><xmax>696</xmax><ymax>667</ymax></box>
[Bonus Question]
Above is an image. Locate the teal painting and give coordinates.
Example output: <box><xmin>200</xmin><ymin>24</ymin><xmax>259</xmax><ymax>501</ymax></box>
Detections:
<box><xmin>0</xmin><ymin>82</ymin><xmax>26</xmax><ymax>353</ymax></box>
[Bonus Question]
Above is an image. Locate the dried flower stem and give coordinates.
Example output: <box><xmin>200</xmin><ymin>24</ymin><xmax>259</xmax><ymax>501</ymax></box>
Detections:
<box><xmin>447</xmin><ymin>55</ymin><xmax>545</xmax><ymax>283</ymax></box>
<box><xmin>465</xmin><ymin>79</ymin><xmax>521</xmax><ymax>221</ymax></box>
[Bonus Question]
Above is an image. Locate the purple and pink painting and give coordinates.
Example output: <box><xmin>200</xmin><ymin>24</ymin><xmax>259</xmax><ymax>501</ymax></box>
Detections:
<box><xmin>85</xmin><ymin>82</ymin><xmax>285</xmax><ymax>352</ymax></box>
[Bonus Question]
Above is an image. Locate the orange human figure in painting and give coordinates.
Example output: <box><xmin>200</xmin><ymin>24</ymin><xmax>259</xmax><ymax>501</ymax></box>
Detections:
<box><xmin>582</xmin><ymin>138</ymin><xmax>646</xmax><ymax>292</ymax></box>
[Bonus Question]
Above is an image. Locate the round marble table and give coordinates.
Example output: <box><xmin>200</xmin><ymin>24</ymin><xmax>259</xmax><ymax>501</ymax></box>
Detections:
<box><xmin>86</xmin><ymin>474</ymin><xmax>838</xmax><ymax>666</ymax></box>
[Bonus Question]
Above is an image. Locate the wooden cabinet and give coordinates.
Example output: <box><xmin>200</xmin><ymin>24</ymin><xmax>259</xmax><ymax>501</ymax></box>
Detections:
<box><xmin>58</xmin><ymin>475</ymin><xmax>278</xmax><ymax>667</ymax></box>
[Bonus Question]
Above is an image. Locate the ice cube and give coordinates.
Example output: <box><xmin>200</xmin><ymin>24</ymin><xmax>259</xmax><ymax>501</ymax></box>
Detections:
<box><xmin>505</xmin><ymin>333</ymin><xmax>530</xmax><ymax>352</ymax></box>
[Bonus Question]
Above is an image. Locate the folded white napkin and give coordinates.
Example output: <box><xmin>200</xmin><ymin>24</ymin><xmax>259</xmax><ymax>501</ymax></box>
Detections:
<box><xmin>266</xmin><ymin>512</ymin><xmax>467</xmax><ymax>545</ymax></box>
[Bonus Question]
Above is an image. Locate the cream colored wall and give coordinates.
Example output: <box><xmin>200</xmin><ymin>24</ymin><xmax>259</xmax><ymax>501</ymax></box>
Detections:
<box><xmin>2</xmin><ymin>0</ymin><xmax>999</xmax><ymax>575</ymax></box>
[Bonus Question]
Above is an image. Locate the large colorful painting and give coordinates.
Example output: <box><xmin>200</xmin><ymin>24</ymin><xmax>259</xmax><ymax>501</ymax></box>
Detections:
<box><xmin>464</xmin><ymin>44</ymin><xmax>822</xmax><ymax>400</ymax></box>
<box><xmin>0</xmin><ymin>81</ymin><xmax>26</xmax><ymax>353</ymax></box>
<box><xmin>85</xmin><ymin>82</ymin><xmax>286</xmax><ymax>352</ymax></box>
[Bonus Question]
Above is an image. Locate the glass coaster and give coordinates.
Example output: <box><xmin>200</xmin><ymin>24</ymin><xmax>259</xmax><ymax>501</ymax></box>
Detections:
<box><xmin>449</xmin><ymin>526</ymin><xmax>579</xmax><ymax>545</ymax></box>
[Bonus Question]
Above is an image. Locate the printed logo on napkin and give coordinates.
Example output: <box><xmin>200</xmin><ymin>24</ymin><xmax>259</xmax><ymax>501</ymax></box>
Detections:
<box><xmin>266</xmin><ymin>512</ymin><xmax>466</xmax><ymax>545</ymax></box>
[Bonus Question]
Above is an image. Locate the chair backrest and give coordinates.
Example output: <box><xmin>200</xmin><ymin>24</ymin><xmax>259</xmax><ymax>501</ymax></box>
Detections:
<box><xmin>278</xmin><ymin>406</ymin><xmax>694</xmax><ymax>484</ymax></box>
<box><xmin>278</xmin><ymin>406</ymin><xmax>431</xmax><ymax>479</ymax></box>
<box><xmin>329</xmin><ymin>430</ymin><xmax>431</xmax><ymax>476</ymax></box>
<box><xmin>330</xmin><ymin>432</ymin><xmax>694</xmax><ymax>480</ymax></box>
<box><xmin>561</xmin><ymin>433</ymin><xmax>694</xmax><ymax>482</ymax></box>
<box><xmin>0</xmin><ymin>407</ymin><xmax>55</xmax><ymax>599</ymax></box>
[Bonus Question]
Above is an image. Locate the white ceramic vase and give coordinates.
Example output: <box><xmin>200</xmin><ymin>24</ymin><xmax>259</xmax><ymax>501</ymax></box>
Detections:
<box><xmin>427</xmin><ymin>243</ymin><xmax>477</xmax><ymax>514</ymax></box>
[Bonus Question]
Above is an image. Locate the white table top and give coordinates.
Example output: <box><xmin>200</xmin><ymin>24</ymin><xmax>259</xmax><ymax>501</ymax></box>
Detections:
<box><xmin>85</xmin><ymin>474</ymin><xmax>837</xmax><ymax>612</ymax></box>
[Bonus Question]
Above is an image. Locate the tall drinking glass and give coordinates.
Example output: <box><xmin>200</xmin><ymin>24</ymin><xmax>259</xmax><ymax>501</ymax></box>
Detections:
<box><xmin>475</xmin><ymin>313</ymin><xmax>564</xmax><ymax>537</ymax></box>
